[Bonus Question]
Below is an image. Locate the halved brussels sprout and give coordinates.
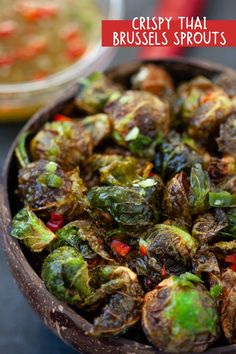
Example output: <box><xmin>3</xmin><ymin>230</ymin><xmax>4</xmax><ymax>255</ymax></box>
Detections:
<box><xmin>217</xmin><ymin>113</ymin><xmax>236</xmax><ymax>158</ymax></box>
<box><xmin>142</xmin><ymin>273</ymin><xmax>219</xmax><ymax>353</ymax></box>
<box><xmin>11</xmin><ymin>207</ymin><xmax>57</xmax><ymax>252</ymax></box>
<box><xmin>155</xmin><ymin>131</ymin><xmax>202</xmax><ymax>180</ymax></box>
<box><xmin>132</xmin><ymin>224</ymin><xmax>198</xmax><ymax>287</ymax></box>
<box><xmin>75</xmin><ymin>72</ymin><xmax>122</xmax><ymax>114</ymax></box>
<box><xmin>87</xmin><ymin>179</ymin><xmax>162</xmax><ymax>229</ymax></box>
<box><xmin>192</xmin><ymin>209</ymin><xmax>228</xmax><ymax>244</ymax></box>
<box><xmin>86</xmin><ymin>153</ymin><xmax>153</xmax><ymax>187</ymax></box>
<box><xmin>41</xmin><ymin>246</ymin><xmax>91</xmax><ymax>303</ymax></box>
<box><xmin>105</xmin><ymin>90</ymin><xmax>170</xmax><ymax>157</ymax></box>
<box><xmin>192</xmin><ymin>248</ymin><xmax>220</xmax><ymax>276</ymax></box>
<box><xmin>85</xmin><ymin>266</ymin><xmax>143</xmax><ymax>336</ymax></box>
<box><xmin>207</xmin><ymin>155</ymin><xmax>236</xmax><ymax>183</ymax></box>
<box><xmin>18</xmin><ymin>160</ymin><xmax>88</xmax><ymax>220</ymax></box>
<box><xmin>131</xmin><ymin>64</ymin><xmax>174</xmax><ymax>101</ymax></box>
<box><xmin>30</xmin><ymin>120</ymin><xmax>93</xmax><ymax>171</ymax></box>
<box><xmin>177</xmin><ymin>76</ymin><xmax>233</xmax><ymax>139</ymax></box>
<box><xmin>162</xmin><ymin>171</ymin><xmax>191</xmax><ymax>225</ymax></box>
<box><xmin>55</xmin><ymin>220</ymin><xmax>111</xmax><ymax>261</ymax></box>
<box><xmin>80</xmin><ymin>113</ymin><xmax>111</xmax><ymax>146</ymax></box>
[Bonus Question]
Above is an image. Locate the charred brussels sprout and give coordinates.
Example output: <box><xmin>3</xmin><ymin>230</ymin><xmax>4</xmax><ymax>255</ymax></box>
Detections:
<box><xmin>75</xmin><ymin>72</ymin><xmax>122</xmax><ymax>114</ymax></box>
<box><xmin>55</xmin><ymin>220</ymin><xmax>111</xmax><ymax>261</ymax></box>
<box><xmin>18</xmin><ymin>160</ymin><xmax>87</xmax><ymax>220</ymax></box>
<box><xmin>11</xmin><ymin>207</ymin><xmax>57</xmax><ymax>252</ymax></box>
<box><xmin>206</xmin><ymin>156</ymin><xmax>236</xmax><ymax>184</ymax></box>
<box><xmin>217</xmin><ymin>113</ymin><xmax>236</xmax><ymax>157</ymax></box>
<box><xmin>162</xmin><ymin>171</ymin><xmax>191</xmax><ymax>225</ymax></box>
<box><xmin>177</xmin><ymin>76</ymin><xmax>233</xmax><ymax>139</ymax></box>
<box><xmin>80</xmin><ymin>114</ymin><xmax>111</xmax><ymax>146</ymax></box>
<box><xmin>41</xmin><ymin>246</ymin><xmax>91</xmax><ymax>303</ymax></box>
<box><xmin>214</xmin><ymin>73</ymin><xmax>236</xmax><ymax>107</ymax></box>
<box><xmin>144</xmin><ymin>224</ymin><xmax>198</xmax><ymax>275</ymax></box>
<box><xmin>85</xmin><ymin>266</ymin><xmax>143</xmax><ymax>336</ymax></box>
<box><xmin>30</xmin><ymin>120</ymin><xmax>92</xmax><ymax>171</ymax></box>
<box><xmin>155</xmin><ymin>131</ymin><xmax>202</xmax><ymax>180</ymax></box>
<box><xmin>87</xmin><ymin>179</ymin><xmax>162</xmax><ymax>229</ymax></box>
<box><xmin>105</xmin><ymin>90</ymin><xmax>170</xmax><ymax>157</ymax></box>
<box><xmin>87</xmin><ymin>153</ymin><xmax>153</xmax><ymax>186</ymax></box>
<box><xmin>142</xmin><ymin>273</ymin><xmax>219</xmax><ymax>353</ymax></box>
<box><xmin>131</xmin><ymin>64</ymin><xmax>174</xmax><ymax>101</ymax></box>
<box><xmin>192</xmin><ymin>209</ymin><xmax>228</xmax><ymax>244</ymax></box>
<box><xmin>221</xmin><ymin>269</ymin><xmax>236</xmax><ymax>343</ymax></box>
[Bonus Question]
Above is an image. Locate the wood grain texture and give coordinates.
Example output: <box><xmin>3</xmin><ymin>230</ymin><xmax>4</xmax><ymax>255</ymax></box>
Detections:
<box><xmin>1</xmin><ymin>58</ymin><xmax>236</xmax><ymax>354</ymax></box>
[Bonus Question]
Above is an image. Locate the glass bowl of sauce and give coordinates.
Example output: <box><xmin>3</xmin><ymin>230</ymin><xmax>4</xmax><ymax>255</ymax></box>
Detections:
<box><xmin>0</xmin><ymin>0</ymin><xmax>123</xmax><ymax>121</ymax></box>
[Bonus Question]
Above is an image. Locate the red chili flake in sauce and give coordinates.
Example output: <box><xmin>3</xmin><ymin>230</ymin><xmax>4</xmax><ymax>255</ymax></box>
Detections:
<box><xmin>47</xmin><ymin>213</ymin><xmax>64</xmax><ymax>232</ymax></box>
<box><xmin>53</xmin><ymin>114</ymin><xmax>73</xmax><ymax>122</ymax></box>
<box><xmin>0</xmin><ymin>54</ymin><xmax>14</xmax><ymax>67</ymax></box>
<box><xmin>33</xmin><ymin>70</ymin><xmax>49</xmax><ymax>81</ymax></box>
<box><xmin>0</xmin><ymin>21</ymin><xmax>16</xmax><ymax>38</ymax></box>
<box><xmin>15</xmin><ymin>38</ymin><xmax>47</xmax><ymax>61</ymax></box>
<box><xmin>139</xmin><ymin>244</ymin><xmax>147</xmax><ymax>257</ymax></box>
<box><xmin>111</xmin><ymin>240</ymin><xmax>131</xmax><ymax>257</ymax></box>
<box><xmin>18</xmin><ymin>4</ymin><xmax>58</xmax><ymax>22</ymax></box>
<box><xmin>66</xmin><ymin>39</ymin><xmax>86</xmax><ymax>61</ymax></box>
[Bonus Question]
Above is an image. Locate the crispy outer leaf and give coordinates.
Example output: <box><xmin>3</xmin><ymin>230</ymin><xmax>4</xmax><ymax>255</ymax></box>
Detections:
<box><xmin>189</xmin><ymin>163</ymin><xmax>211</xmax><ymax>214</ymax></box>
<box><xmin>11</xmin><ymin>207</ymin><xmax>57</xmax><ymax>252</ymax></box>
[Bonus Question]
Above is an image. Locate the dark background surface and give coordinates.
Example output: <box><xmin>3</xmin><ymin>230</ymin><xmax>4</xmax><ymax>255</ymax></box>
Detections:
<box><xmin>1</xmin><ymin>1</ymin><xmax>236</xmax><ymax>353</ymax></box>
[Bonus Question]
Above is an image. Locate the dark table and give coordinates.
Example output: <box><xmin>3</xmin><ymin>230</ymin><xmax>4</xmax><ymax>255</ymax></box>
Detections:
<box><xmin>1</xmin><ymin>1</ymin><xmax>236</xmax><ymax>353</ymax></box>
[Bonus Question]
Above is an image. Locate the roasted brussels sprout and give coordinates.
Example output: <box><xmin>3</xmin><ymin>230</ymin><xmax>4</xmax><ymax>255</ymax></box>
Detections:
<box><xmin>11</xmin><ymin>207</ymin><xmax>57</xmax><ymax>252</ymax></box>
<box><xmin>15</xmin><ymin>131</ymin><xmax>30</xmax><ymax>168</ymax></box>
<box><xmin>162</xmin><ymin>171</ymin><xmax>191</xmax><ymax>225</ymax></box>
<box><xmin>192</xmin><ymin>248</ymin><xmax>220</xmax><ymax>276</ymax></box>
<box><xmin>142</xmin><ymin>273</ymin><xmax>220</xmax><ymax>353</ymax></box>
<box><xmin>42</xmin><ymin>246</ymin><xmax>91</xmax><ymax>303</ymax></box>
<box><xmin>221</xmin><ymin>269</ymin><xmax>236</xmax><ymax>343</ymax></box>
<box><xmin>55</xmin><ymin>220</ymin><xmax>111</xmax><ymax>261</ymax></box>
<box><xmin>214</xmin><ymin>73</ymin><xmax>236</xmax><ymax>107</ymax></box>
<box><xmin>206</xmin><ymin>155</ymin><xmax>236</xmax><ymax>183</ymax></box>
<box><xmin>85</xmin><ymin>265</ymin><xmax>143</xmax><ymax>336</ymax></box>
<box><xmin>131</xmin><ymin>64</ymin><xmax>174</xmax><ymax>101</ymax></box>
<box><xmin>145</xmin><ymin>224</ymin><xmax>198</xmax><ymax>272</ymax></box>
<box><xmin>155</xmin><ymin>131</ymin><xmax>202</xmax><ymax>180</ymax></box>
<box><xmin>80</xmin><ymin>114</ymin><xmax>111</xmax><ymax>146</ymax></box>
<box><xmin>192</xmin><ymin>209</ymin><xmax>228</xmax><ymax>244</ymax></box>
<box><xmin>75</xmin><ymin>72</ymin><xmax>122</xmax><ymax>114</ymax></box>
<box><xmin>177</xmin><ymin>76</ymin><xmax>233</xmax><ymax>139</ymax></box>
<box><xmin>87</xmin><ymin>178</ymin><xmax>162</xmax><ymax>229</ymax></box>
<box><xmin>18</xmin><ymin>160</ymin><xmax>87</xmax><ymax>220</ymax></box>
<box><xmin>105</xmin><ymin>90</ymin><xmax>170</xmax><ymax>157</ymax></box>
<box><xmin>30</xmin><ymin>120</ymin><xmax>93</xmax><ymax>170</ymax></box>
<box><xmin>217</xmin><ymin>113</ymin><xmax>236</xmax><ymax>158</ymax></box>
<box><xmin>86</xmin><ymin>153</ymin><xmax>153</xmax><ymax>187</ymax></box>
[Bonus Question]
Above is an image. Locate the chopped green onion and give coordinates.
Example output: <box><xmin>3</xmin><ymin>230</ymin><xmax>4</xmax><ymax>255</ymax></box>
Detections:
<box><xmin>209</xmin><ymin>191</ymin><xmax>234</xmax><ymax>207</ymax></box>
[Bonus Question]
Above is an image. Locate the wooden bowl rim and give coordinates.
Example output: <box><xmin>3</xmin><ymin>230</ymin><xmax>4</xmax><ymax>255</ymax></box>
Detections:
<box><xmin>1</xmin><ymin>57</ymin><xmax>236</xmax><ymax>354</ymax></box>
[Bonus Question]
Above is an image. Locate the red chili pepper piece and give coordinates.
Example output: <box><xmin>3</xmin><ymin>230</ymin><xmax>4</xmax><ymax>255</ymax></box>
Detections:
<box><xmin>47</xmin><ymin>213</ymin><xmax>64</xmax><ymax>232</ymax></box>
<box><xmin>225</xmin><ymin>255</ymin><xmax>236</xmax><ymax>264</ymax></box>
<box><xmin>139</xmin><ymin>244</ymin><xmax>147</xmax><ymax>257</ymax></box>
<box><xmin>18</xmin><ymin>4</ymin><xmax>58</xmax><ymax>22</ymax></box>
<box><xmin>111</xmin><ymin>239</ymin><xmax>131</xmax><ymax>257</ymax></box>
<box><xmin>53</xmin><ymin>114</ymin><xmax>73</xmax><ymax>122</ymax></box>
<box><xmin>230</xmin><ymin>264</ymin><xmax>236</xmax><ymax>272</ymax></box>
<box><xmin>161</xmin><ymin>264</ymin><xmax>167</xmax><ymax>277</ymax></box>
<box><xmin>66</xmin><ymin>40</ymin><xmax>86</xmax><ymax>61</ymax></box>
<box><xmin>0</xmin><ymin>21</ymin><xmax>16</xmax><ymax>38</ymax></box>
<box><xmin>148</xmin><ymin>172</ymin><xmax>155</xmax><ymax>177</ymax></box>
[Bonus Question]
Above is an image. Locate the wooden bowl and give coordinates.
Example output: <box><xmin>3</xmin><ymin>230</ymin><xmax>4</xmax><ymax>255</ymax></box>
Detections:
<box><xmin>1</xmin><ymin>58</ymin><xmax>236</xmax><ymax>354</ymax></box>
